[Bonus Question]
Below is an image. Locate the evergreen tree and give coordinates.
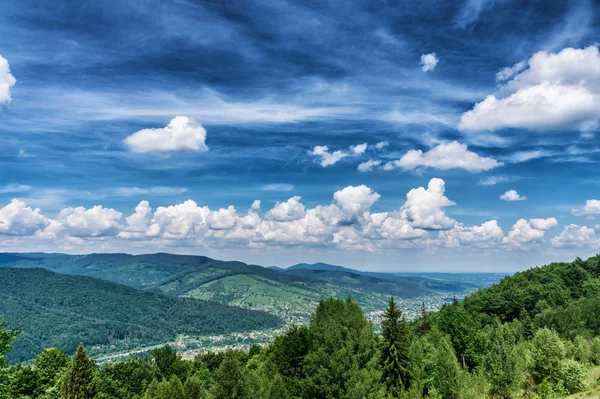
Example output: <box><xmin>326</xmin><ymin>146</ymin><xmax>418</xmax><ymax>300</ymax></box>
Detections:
<box><xmin>482</xmin><ymin>324</ymin><xmax>523</xmax><ymax>398</ymax></box>
<box><xmin>61</xmin><ymin>343</ymin><xmax>98</xmax><ymax>399</ymax></box>
<box><xmin>302</xmin><ymin>297</ymin><xmax>382</xmax><ymax>399</ymax></box>
<box><xmin>212</xmin><ymin>350</ymin><xmax>251</xmax><ymax>399</ymax></box>
<box><xmin>380</xmin><ymin>296</ymin><xmax>410</xmax><ymax>394</ymax></box>
<box><xmin>183</xmin><ymin>374</ymin><xmax>208</xmax><ymax>399</ymax></box>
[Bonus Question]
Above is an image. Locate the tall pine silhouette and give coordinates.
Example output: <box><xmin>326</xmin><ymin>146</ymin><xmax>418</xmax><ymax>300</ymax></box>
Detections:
<box><xmin>61</xmin><ymin>343</ymin><xmax>98</xmax><ymax>399</ymax></box>
<box><xmin>381</xmin><ymin>297</ymin><xmax>410</xmax><ymax>395</ymax></box>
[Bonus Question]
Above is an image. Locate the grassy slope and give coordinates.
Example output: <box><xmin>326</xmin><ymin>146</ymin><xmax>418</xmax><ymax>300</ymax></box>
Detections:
<box><xmin>0</xmin><ymin>267</ymin><xmax>282</xmax><ymax>362</ymax></box>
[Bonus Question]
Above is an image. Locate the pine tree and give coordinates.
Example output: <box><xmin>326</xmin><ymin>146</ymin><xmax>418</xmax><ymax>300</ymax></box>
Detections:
<box><xmin>61</xmin><ymin>343</ymin><xmax>98</xmax><ymax>399</ymax></box>
<box><xmin>381</xmin><ymin>296</ymin><xmax>410</xmax><ymax>394</ymax></box>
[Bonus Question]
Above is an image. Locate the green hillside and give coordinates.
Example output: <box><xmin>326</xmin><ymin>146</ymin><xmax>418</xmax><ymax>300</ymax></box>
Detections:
<box><xmin>0</xmin><ymin>253</ymin><xmax>484</xmax><ymax>322</ymax></box>
<box><xmin>0</xmin><ymin>267</ymin><xmax>282</xmax><ymax>363</ymax></box>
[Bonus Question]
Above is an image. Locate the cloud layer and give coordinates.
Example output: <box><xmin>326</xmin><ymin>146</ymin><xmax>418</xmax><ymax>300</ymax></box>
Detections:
<box><xmin>0</xmin><ymin>179</ymin><xmax>580</xmax><ymax>255</ymax></box>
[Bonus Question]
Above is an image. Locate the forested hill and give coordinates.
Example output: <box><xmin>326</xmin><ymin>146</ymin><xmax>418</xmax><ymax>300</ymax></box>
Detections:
<box><xmin>0</xmin><ymin>253</ymin><xmax>484</xmax><ymax>321</ymax></box>
<box><xmin>0</xmin><ymin>267</ymin><xmax>282</xmax><ymax>363</ymax></box>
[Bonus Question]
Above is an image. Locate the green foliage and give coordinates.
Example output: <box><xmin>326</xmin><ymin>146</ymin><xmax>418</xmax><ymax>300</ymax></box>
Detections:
<box><xmin>558</xmin><ymin>359</ymin><xmax>586</xmax><ymax>394</ymax></box>
<box><xmin>183</xmin><ymin>374</ymin><xmax>208</xmax><ymax>399</ymax></box>
<box><xmin>143</xmin><ymin>376</ymin><xmax>185</xmax><ymax>399</ymax></box>
<box><xmin>152</xmin><ymin>346</ymin><xmax>190</xmax><ymax>382</ymax></box>
<box><xmin>61</xmin><ymin>343</ymin><xmax>98</xmax><ymax>399</ymax></box>
<box><xmin>591</xmin><ymin>336</ymin><xmax>600</xmax><ymax>365</ymax></box>
<box><xmin>380</xmin><ymin>297</ymin><xmax>410</xmax><ymax>395</ymax></box>
<box><xmin>99</xmin><ymin>357</ymin><xmax>159</xmax><ymax>399</ymax></box>
<box><xmin>0</xmin><ymin>318</ymin><xmax>20</xmax><ymax>367</ymax></box>
<box><xmin>302</xmin><ymin>298</ymin><xmax>382</xmax><ymax>399</ymax></box>
<box><xmin>481</xmin><ymin>323</ymin><xmax>523</xmax><ymax>399</ymax></box>
<box><xmin>211</xmin><ymin>351</ymin><xmax>252</xmax><ymax>399</ymax></box>
<box><xmin>0</xmin><ymin>267</ymin><xmax>282</xmax><ymax>362</ymax></box>
<box><xmin>34</xmin><ymin>348</ymin><xmax>70</xmax><ymax>387</ymax></box>
<box><xmin>8</xmin><ymin>363</ymin><xmax>42</xmax><ymax>398</ymax></box>
<box><xmin>531</xmin><ymin>328</ymin><xmax>565</xmax><ymax>384</ymax></box>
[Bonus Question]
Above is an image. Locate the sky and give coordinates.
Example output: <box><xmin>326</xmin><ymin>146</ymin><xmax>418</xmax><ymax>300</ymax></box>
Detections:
<box><xmin>0</xmin><ymin>0</ymin><xmax>600</xmax><ymax>272</ymax></box>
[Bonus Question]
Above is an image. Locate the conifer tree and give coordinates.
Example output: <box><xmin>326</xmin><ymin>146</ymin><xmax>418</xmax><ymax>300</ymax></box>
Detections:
<box><xmin>380</xmin><ymin>296</ymin><xmax>410</xmax><ymax>394</ymax></box>
<box><xmin>61</xmin><ymin>343</ymin><xmax>98</xmax><ymax>399</ymax></box>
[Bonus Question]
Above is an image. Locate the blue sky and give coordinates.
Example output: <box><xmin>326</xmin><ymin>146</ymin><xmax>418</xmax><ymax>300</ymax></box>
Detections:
<box><xmin>0</xmin><ymin>0</ymin><xmax>599</xmax><ymax>271</ymax></box>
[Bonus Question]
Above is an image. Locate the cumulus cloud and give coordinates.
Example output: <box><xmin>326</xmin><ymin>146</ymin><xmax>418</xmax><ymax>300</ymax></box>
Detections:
<box><xmin>124</xmin><ymin>116</ymin><xmax>209</xmax><ymax>154</ymax></box>
<box><xmin>460</xmin><ymin>46</ymin><xmax>600</xmax><ymax>134</ymax></box>
<box><xmin>420</xmin><ymin>53</ymin><xmax>439</xmax><ymax>72</ymax></box>
<box><xmin>571</xmin><ymin>200</ymin><xmax>600</xmax><ymax>216</ymax></box>
<box><xmin>350</xmin><ymin>143</ymin><xmax>368</xmax><ymax>155</ymax></box>
<box><xmin>504</xmin><ymin>219</ymin><xmax>545</xmax><ymax>245</ymax></box>
<box><xmin>266</xmin><ymin>196</ymin><xmax>306</xmax><ymax>221</ymax></box>
<box><xmin>441</xmin><ymin>220</ymin><xmax>504</xmax><ymax>248</ymax></box>
<box><xmin>529</xmin><ymin>218</ymin><xmax>558</xmax><ymax>230</ymax></box>
<box><xmin>333</xmin><ymin>185</ymin><xmax>380</xmax><ymax>221</ymax></box>
<box><xmin>500</xmin><ymin>190</ymin><xmax>526</xmax><ymax>201</ymax></box>
<box><xmin>384</xmin><ymin>142</ymin><xmax>502</xmax><ymax>172</ymax></box>
<box><xmin>0</xmin><ymin>179</ymin><xmax>566</xmax><ymax>254</ymax></box>
<box><xmin>207</xmin><ymin>206</ymin><xmax>238</xmax><ymax>230</ymax></box>
<box><xmin>400</xmin><ymin>178</ymin><xmax>455</xmax><ymax>230</ymax></box>
<box><xmin>51</xmin><ymin>206</ymin><xmax>123</xmax><ymax>237</ymax></box>
<box><xmin>375</xmin><ymin>141</ymin><xmax>389</xmax><ymax>150</ymax></box>
<box><xmin>308</xmin><ymin>145</ymin><xmax>347</xmax><ymax>167</ymax></box>
<box><xmin>357</xmin><ymin>160</ymin><xmax>382</xmax><ymax>172</ymax></box>
<box><xmin>0</xmin><ymin>200</ymin><xmax>49</xmax><ymax>236</ymax></box>
<box><xmin>551</xmin><ymin>224</ymin><xmax>596</xmax><ymax>248</ymax></box>
<box><xmin>0</xmin><ymin>55</ymin><xmax>16</xmax><ymax>104</ymax></box>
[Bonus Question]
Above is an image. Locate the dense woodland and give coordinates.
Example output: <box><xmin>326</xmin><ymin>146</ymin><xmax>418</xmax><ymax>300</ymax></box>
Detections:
<box><xmin>0</xmin><ymin>268</ymin><xmax>282</xmax><ymax>362</ymax></box>
<box><xmin>3</xmin><ymin>255</ymin><xmax>600</xmax><ymax>398</ymax></box>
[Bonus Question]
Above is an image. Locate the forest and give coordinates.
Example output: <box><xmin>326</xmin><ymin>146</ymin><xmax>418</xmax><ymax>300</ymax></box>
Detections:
<box><xmin>3</xmin><ymin>255</ymin><xmax>600</xmax><ymax>398</ymax></box>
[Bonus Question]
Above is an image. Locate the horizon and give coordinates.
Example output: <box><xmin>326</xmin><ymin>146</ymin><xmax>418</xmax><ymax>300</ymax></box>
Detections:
<box><xmin>1</xmin><ymin>1</ymin><xmax>600</xmax><ymax>271</ymax></box>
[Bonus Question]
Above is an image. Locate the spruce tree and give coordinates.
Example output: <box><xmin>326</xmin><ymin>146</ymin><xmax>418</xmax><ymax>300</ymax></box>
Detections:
<box><xmin>380</xmin><ymin>296</ymin><xmax>410</xmax><ymax>394</ymax></box>
<box><xmin>61</xmin><ymin>343</ymin><xmax>98</xmax><ymax>399</ymax></box>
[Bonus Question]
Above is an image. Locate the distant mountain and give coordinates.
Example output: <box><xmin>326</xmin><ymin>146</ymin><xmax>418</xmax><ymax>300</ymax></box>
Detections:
<box><xmin>0</xmin><ymin>267</ymin><xmax>282</xmax><ymax>362</ymax></box>
<box><xmin>0</xmin><ymin>253</ymin><xmax>499</xmax><ymax>326</ymax></box>
<box><xmin>285</xmin><ymin>262</ymin><xmax>360</xmax><ymax>274</ymax></box>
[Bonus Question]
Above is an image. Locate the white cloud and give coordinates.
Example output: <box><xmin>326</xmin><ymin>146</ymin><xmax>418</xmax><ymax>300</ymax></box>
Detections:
<box><xmin>496</xmin><ymin>61</ymin><xmax>526</xmax><ymax>82</ymax></box>
<box><xmin>460</xmin><ymin>46</ymin><xmax>600</xmax><ymax>134</ymax></box>
<box><xmin>51</xmin><ymin>205</ymin><xmax>123</xmax><ymax>238</ymax></box>
<box><xmin>0</xmin><ymin>184</ymin><xmax>32</xmax><ymax>194</ymax></box>
<box><xmin>0</xmin><ymin>55</ymin><xmax>16</xmax><ymax>104</ymax></box>
<box><xmin>420</xmin><ymin>53</ymin><xmax>439</xmax><ymax>72</ymax></box>
<box><xmin>207</xmin><ymin>206</ymin><xmax>238</xmax><ymax>230</ymax></box>
<box><xmin>308</xmin><ymin>145</ymin><xmax>347</xmax><ymax>167</ymax></box>
<box><xmin>478</xmin><ymin>175</ymin><xmax>516</xmax><ymax>186</ymax></box>
<box><xmin>441</xmin><ymin>220</ymin><xmax>504</xmax><ymax>248</ymax></box>
<box><xmin>504</xmin><ymin>219</ymin><xmax>545</xmax><ymax>245</ymax></box>
<box><xmin>251</xmin><ymin>200</ymin><xmax>261</xmax><ymax>211</ymax></box>
<box><xmin>261</xmin><ymin>184</ymin><xmax>294</xmax><ymax>192</ymax></box>
<box><xmin>0</xmin><ymin>200</ymin><xmax>49</xmax><ymax>236</ymax></box>
<box><xmin>500</xmin><ymin>190</ymin><xmax>526</xmax><ymax>201</ymax></box>
<box><xmin>357</xmin><ymin>160</ymin><xmax>382</xmax><ymax>172</ymax></box>
<box><xmin>384</xmin><ymin>142</ymin><xmax>502</xmax><ymax>172</ymax></box>
<box><xmin>375</xmin><ymin>141</ymin><xmax>389</xmax><ymax>150</ymax></box>
<box><xmin>551</xmin><ymin>224</ymin><xmax>596</xmax><ymax>248</ymax></box>
<box><xmin>333</xmin><ymin>185</ymin><xmax>380</xmax><ymax>221</ymax></box>
<box><xmin>529</xmin><ymin>218</ymin><xmax>558</xmax><ymax>230</ymax></box>
<box><xmin>266</xmin><ymin>196</ymin><xmax>306</xmax><ymax>222</ymax></box>
<box><xmin>504</xmin><ymin>150</ymin><xmax>553</xmax><ymax>163</ymax></box>
<box><xmin>124</xmin><ymin>116</ymin><xmax>208</xmax><ymax>154</ymax></box>
<box><xmin>400</xmin><ymin>178</ymin><xmax>455</xmax><ymax>230</ymax></box>
<box><xmin>350</xmin><ymin>143</ymin><xmax>367</xmax><ymax>155</ymax></box>
<box><xmin>571</xmin><ymin>199</ymin><xmax>600</xmax><ymax>216</ymax></box>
